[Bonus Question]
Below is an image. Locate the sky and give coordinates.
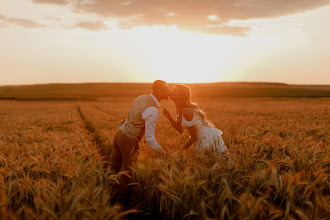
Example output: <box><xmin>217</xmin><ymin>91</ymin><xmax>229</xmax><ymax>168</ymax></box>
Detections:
<box><xmin>1</xmin><ymin>0</ymin><xmax>330</xmax><ymax>85</ymax></box>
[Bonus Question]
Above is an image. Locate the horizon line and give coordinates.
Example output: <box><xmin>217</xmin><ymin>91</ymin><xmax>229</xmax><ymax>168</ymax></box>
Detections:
<box><xmin>0</xmin><ymin>81</ymin><xmax>330</xmax><ymax>87</ymax></box>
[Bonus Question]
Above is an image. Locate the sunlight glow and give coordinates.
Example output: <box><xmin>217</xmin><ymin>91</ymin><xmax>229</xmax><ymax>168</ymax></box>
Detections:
<box><xmin>119</xmin><ymin>27</ymin><xmax>245</xmax><ymax>83</ymax></box>
<box><xmin>1</xmin><ymin>1</ymin><xmax>330</xmax><ymax>85</ymax></box>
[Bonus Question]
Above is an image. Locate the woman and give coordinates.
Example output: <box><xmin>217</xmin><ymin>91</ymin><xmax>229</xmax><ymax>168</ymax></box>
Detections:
<box><xmin>163</xmin><ymin>84</ymin><xmax>227</xmax><ymax>153</ymax></box>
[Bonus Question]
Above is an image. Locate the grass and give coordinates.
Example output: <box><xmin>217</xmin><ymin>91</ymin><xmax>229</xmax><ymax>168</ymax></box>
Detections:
<box><xmin>0</xmin><ymin>90</ymin><xmax>329</xmax><ymax>219</ymax></box>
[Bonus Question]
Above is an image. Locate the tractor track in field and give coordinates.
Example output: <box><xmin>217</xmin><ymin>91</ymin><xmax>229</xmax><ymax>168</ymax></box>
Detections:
<box><xmin>76</xmin><ymin>106</ymin><xmax>111</xmax><ymax>160</ymax></box>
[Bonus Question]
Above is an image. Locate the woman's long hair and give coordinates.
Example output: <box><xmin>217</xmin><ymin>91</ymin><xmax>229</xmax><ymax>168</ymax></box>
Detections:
<box><xmin>175</xmin><ymin>84</ymin><xmax>213</xmax><ymax>126</ymax></box>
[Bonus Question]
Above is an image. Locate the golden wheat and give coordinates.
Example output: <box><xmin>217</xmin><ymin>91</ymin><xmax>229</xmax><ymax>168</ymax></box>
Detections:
<box><xmin>0</xmin><ymin>97</ymin><xmax>329</xmax><ymax>219</ymax></box>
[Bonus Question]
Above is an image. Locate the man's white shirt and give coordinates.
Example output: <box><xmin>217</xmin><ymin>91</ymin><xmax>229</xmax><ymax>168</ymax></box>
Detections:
<box><xmin>141</xmin><ymin>94</ymin><xmax>163</xmax><ymax>151</ymax></box>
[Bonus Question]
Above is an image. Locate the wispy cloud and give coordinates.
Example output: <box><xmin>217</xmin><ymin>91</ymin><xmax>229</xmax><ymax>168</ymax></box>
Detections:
<box><xmin>200</xmin><ymin>25</ymin><xmax>250</xmax><ymax>36</ymax></box>
<box><xmin>32</xmin><ymin>0</ymin><xmax>69</xmax><ymax>5</ymax></box>
<box><xmin>45</xmin><ymin>17</ymin><xmax>62</xmax><ymax>21</ymax></box>
<box><xmin>72</xmin><ymin>20</ymin><xmax>109</xmax><ymax>31</ymax></box>
<box><xmin>7</xmin><ymin>18</ymin><xmax>46</xmax><ymax>28</ymax></box>
<box><xmin>0</xmin><ymin>13</ymin><xmax>46</xmax><ymax>28</ymax></box>
<box><xmin>58</xmin><ymin>0</ymin><xmax>330</xmax><ymax>35</ymax></box>
<box><xmin>0</xmin><ymin>22</ymin><xmax>8</xmax><ymax>29</ymax></box>
<box><xmin>0</xmin><ymin>13</ymin><xmax>5</xmax><ymax>19</ymax></box>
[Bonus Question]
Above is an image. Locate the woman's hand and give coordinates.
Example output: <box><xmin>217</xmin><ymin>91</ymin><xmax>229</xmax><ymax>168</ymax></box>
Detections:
<box><xmin>163</xmin><ymin>108</ymin><xmax>171</xmax><ymax>119</ymax></box>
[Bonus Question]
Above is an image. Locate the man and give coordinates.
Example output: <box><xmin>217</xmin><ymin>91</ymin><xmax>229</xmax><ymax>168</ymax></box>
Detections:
<box><xmin>109</xmin><ymin>80</ymin><xmax>169</xmax><ymax>173</ymax></box>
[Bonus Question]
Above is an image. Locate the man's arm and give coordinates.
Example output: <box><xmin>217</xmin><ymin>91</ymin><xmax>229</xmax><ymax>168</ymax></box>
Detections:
<box><xmin>142</xmin><ymin>107</ymin><xmax>165</xmax><ymax>153</ymax></box>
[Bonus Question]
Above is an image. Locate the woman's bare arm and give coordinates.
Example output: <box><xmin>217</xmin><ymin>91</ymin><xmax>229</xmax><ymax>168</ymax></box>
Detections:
<box><xmin>183</xmin><ymin>125</ymin><xmax>198</xmax><ymax>149</ymax></box>
<box><xmin>182</xmin><ymin>108</ymin><xmax>197</xmax><ymax>149</ymax></box>
<box><xmin>163</xmin><ymin>108</ymin><xmax>184</xmax><ymax>133</ymax></box>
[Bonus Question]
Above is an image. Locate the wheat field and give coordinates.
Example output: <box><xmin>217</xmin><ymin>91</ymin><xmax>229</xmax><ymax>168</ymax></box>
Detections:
<box><xmin>0</xmin><ymin>96</ymin><xmax>329</xmax><ymax>219</ymax></box>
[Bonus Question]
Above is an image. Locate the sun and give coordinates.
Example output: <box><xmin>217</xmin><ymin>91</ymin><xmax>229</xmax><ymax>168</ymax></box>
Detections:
<box><xmin>125</xmin><ymin>27</ymin><xmax>240</xmax><ymax>83</ymax></box>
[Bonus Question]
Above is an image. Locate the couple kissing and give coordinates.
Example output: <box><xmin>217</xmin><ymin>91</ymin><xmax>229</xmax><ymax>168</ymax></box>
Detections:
<box><xmin>109</xmin><ymin>80</ymin><xmax>227</xmax><ymax>174</ymax></box>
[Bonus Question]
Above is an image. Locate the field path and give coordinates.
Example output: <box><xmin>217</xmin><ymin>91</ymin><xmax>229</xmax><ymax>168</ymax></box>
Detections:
<box><xmin>76</xmin><ymin>105</ymin><xmax>110</xmax><ymax>160</ymax></box>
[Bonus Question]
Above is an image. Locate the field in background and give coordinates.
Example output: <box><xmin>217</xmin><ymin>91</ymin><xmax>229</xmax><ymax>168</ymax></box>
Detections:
<box><xmin>1</xmin><ymin>82</ymin><xmax>330</xmax><ymax>100</ymax></box>
<box><xmin>0</xmin><ymin>84</ymin><xmax>329</xmax><ymax>219</ymax></box>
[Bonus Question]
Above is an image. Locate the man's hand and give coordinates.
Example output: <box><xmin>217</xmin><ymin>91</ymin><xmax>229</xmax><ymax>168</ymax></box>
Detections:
<box><xmin>163</xmin><ymin>108</ymin><xmax>171</xmax><ymax>119</ymax></box>
<box><xmin>157</xmin><ymin>146</ymin><xmax>166</xmax><ymax>156</ymax></box>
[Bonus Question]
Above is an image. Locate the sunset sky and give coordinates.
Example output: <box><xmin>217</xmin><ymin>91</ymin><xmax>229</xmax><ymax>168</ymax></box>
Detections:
<box><xmin>1</xmin><ymin>0</ymin><xmax>330</xmax><ymax>85</ymax></box>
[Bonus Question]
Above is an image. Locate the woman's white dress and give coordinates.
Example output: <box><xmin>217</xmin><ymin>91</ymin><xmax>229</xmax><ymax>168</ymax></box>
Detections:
<box><xmin>180</xmin><ymin>109</ymin><xmax>227</xmax><ymax>153</ymax></box>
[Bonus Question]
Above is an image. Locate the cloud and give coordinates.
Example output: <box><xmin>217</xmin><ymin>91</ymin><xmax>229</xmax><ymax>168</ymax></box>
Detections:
<box><xmin>0</xmin><ymin>21</ymin><xmax>8</xmax><ymax>29</ymax></box>
<box><xmin>45</xmin><ymin>17</ymin><xmax>62</xmax><ymax>21</ymax></box>
<box><xmin>35</xmin><ymin>0</ymin><xmax>330</xmax><ymax>35</ymax></box>
<box><xmin>72</xmin><ymin>21</ymin><xmax>109</xmax><ymax>31</ymax></box>
<box><xmin>7</xmin><ymin>18</ymin><xmax>46</xmax><ymax>28</ymax></box>
<box><xmin>0</xmin><ymin>14</ymin><xmax>46</xmax><ymax>28</ymax></box>
<box><xmin>199</xmin><ymin>25</ymin><xmax>250</xmax><ymax>36</ymax></box>
<box><xmin>32</xmin><ymin>0</ymin><xmax>69</xmax><ymax>5</ymax></box>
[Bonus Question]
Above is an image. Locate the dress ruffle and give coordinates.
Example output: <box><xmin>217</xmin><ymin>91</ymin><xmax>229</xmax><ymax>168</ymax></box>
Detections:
<box><xmin>181</xmin><ymin>109</ymin><xmax>227</xmax><ymax>153</ymax></box>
